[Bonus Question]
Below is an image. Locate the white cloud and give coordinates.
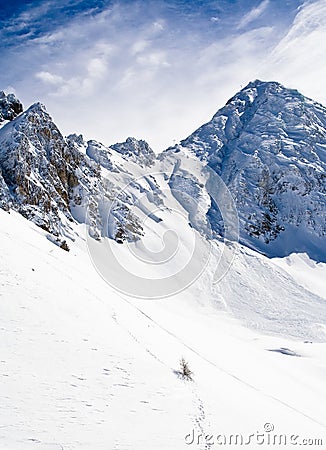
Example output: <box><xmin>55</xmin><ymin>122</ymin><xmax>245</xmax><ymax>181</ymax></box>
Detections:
<box><xmin>260</xmin><ymin>0</ymin><xmax>326</xmax><ymax>105</ymax></box>
<box><xmin>88</xmin><ymin>58</ymin><xmax>108</xmax><ymax>79</ymax></box>
<box><xmin>136</xmin><ymin>51</ymin><xmax>170</xmax><ymax>68</ymax></box>
<box><xmin>131</xmin><ymin>39</ymin><xmax>150</xmax><ymax>56</ymax></box>
<box><xmin>36</xmin><ymin>71</ymin><xmax>64</xmax><ymax>85</ymax></box>
<box><xmin>151</xmin><ymin>20</ymin><xmax>165</xmax><ymax>32</ymax></box>
<box><xmin>238</xmin><ymin>0</ymin><xmax>269</xmax><ymax>29</ymax></box>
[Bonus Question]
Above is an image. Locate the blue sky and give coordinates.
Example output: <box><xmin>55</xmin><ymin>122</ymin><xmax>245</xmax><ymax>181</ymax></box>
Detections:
<box><xmin>0</xmin><ymin>0</ymin><xmax>325</xmax><ymax>151</ymax></box>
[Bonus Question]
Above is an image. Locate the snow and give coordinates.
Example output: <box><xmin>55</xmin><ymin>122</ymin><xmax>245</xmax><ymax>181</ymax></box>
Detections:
<box><xmin>272</xmin><ymin>253</ymin><xmax>326</xmax><ymax>299</ymax></box>
<box><xmin>1</xmin><ymin>208</ymin><xmax>325</xmax><ymax>449</ymax></box>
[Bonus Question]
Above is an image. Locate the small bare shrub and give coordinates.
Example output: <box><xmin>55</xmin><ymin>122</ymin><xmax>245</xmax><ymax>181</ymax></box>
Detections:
<box><xmin>179</xmin><ymin>357</ymin><xmax>193</xmax><ymax>380</ymax></box>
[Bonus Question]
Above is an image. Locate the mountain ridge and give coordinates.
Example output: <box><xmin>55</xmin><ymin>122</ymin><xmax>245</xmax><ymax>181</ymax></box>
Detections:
<box><xmin>0</xmin><ymin>100</ymin><xmax>146</xmax><ymax>244</ymax></box>
<box><xmin>0</xmin><ymin>80</ymin><xmax>325</xmax><ymax>261</ymax></box>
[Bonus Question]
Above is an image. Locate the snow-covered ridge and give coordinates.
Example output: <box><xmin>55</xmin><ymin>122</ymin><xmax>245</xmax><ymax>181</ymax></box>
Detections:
<box><xmin>0</xmin><ymin>80</ymin><xmax>325</xmax><ymax>262</ymax></box>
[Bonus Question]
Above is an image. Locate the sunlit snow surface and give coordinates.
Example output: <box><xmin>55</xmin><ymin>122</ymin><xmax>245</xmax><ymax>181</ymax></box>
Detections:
<box><xmin>0</xmin><ymin>209</ymin><xmax>325</xmax><ymax>449</ymax></box>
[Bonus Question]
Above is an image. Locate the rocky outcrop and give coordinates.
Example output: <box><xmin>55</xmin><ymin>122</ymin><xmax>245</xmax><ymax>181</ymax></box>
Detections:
<box><xmin>111</xmin><ymin>137</ymin><xmax>155</xmax><ymax>167</ymax></box>
<box><xmin>0</xmin><ymin>91</ymin><xmax>23</xmax><ymax>123</ymax></box>
<box><xmin>0</xmin><ymin>101</ymin><xmax>144</xmax><ymax>243</ymax></box>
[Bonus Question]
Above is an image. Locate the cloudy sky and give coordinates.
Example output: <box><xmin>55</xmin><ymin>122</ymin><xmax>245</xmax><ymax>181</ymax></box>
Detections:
<box><xmin>0</xmin><ymin>0</ymin><xmax>325</xmax><ymax>151</ymax></box>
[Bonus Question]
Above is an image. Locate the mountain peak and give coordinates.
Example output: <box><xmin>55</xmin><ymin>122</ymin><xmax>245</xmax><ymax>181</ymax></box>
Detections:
<box><xmin>222</xmin><ymin>80</ymin><xmax>294</xmax><ymax>113</ymax></box>
<box><xmin>169</xmin><ymin>80</ymin><xmax>326</xmax><ymax>261</ymax></box>
<box><xmin>23</xmin><ymin>102</ymin><xmax>49</xmax><ymax>118</ymax></box>
<box><xmin>245</xmin><ymin>79</ymin><xmax>281</xmax><ymax>89</ymax></box>
<box><xmin>110</xmin><ymin>137</ymin><xmax>155</xmax><ymax>167</ymax></box>
<box><xmin>0</xmin><ymin>91</ymin><xmax>23</xmax><ymax>123</ymax></box>
<box><xmin>28</xmin><ymin>101</ymin><xmax>47</xmax><ymax>112</ymax></box>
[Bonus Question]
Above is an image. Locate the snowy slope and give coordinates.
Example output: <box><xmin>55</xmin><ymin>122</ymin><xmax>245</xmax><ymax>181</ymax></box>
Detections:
<box><xmin>1</xmin><ymin>209</ymin><xmax>326</xmax><ymax>450</ymax></box>
<box><xmin>272</xmin><ymin>253</ymin><xmax>326</xmax><ymax>299</ymax></box>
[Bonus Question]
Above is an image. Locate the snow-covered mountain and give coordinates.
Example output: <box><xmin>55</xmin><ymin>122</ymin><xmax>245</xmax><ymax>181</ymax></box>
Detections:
<box><xmin>0</xmin><ymin>81</ymin><xmax>326</xmax><ymax>449</ymax></box>
<box><xmin>0</xmin><ymin>80</ymin><xmax>325</xmax><ymax>261</ymax></box>
<box><xmin>0</xmin><ymin>103</ymin><xmax>157</xmax><ymax>245</ymax></box>
<box><xmin>165</xmin><ymin>80</ymin><xmax>326</xmax><ymax>261</ymax></box>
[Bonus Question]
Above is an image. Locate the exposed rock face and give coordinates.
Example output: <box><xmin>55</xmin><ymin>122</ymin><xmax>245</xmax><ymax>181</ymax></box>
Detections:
<box><xmin>0</xmin><ymin>91</ymin><xmax>23</xmax><ymax>123</ymax></box>
<box><xmin>111</xmin><ymin>137</ymin><xmax>155</xmax><ymax>167</ymax></box>
<box><xmin>0</xmin><ymin>103</ymin><xmax>73</xmax><ymax>233</ymax></box>
<box><xmin>164</xmin><ymin>80</ymin><xmax>326</xmax><ymax>260</ymax></box>
<box><xmin>0</xmin><ymin>102</ymin><xmax>144</xmax><ymax>242</ymax></box>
